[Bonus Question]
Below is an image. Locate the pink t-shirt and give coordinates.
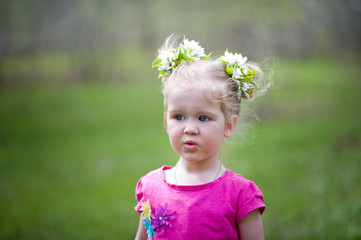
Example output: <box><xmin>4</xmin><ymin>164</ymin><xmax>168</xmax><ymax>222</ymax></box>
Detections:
<box><xmin>135</xmin><ymin>166</ymin><xmax>265</xmax><ymax>240</ymax></box>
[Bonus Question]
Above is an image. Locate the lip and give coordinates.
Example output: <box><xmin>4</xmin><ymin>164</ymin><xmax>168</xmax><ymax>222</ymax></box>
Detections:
<box><xmin>184</xmin><ymin>140</ymin><xmax>198</xmax><ymax>151</ymax></box>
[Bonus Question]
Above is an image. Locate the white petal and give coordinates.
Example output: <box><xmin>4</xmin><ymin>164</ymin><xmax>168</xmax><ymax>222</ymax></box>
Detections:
<box><xmin>241</xmin><ymin>68</ymin><xmax>249</xmax><ymax>75</ymax></box>
<box><xmin>233</xmin><ymin>68</ymin><xmax>242</xmax><ymax>79</ymax></box>
<box><xmin>244</xmin><ymin>92</ymin><xmax>250</xmax><ymax>99</ymax></box>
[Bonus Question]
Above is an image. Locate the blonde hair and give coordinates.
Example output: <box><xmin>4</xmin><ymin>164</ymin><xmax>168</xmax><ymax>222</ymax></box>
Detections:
<box><xmin>157</xmin><ymin>35</ymin><xmax>271</xmax><ymax>121</ymax></box>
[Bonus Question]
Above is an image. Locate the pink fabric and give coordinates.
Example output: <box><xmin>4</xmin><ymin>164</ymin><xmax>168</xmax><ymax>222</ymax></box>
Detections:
<box><xmin>135</xmin><ymin>166</ymin><xmax>265</xmax><ymax>240</ymax></box>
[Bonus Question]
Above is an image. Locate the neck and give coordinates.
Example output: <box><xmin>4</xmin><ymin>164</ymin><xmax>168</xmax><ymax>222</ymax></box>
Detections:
<box><xmin>178</xmin><ymin>157</ymin><xmax>219</xmax><ymax>173</ymax></box>
<box><xmin>174</xmin><ymin>157</ymin><xmax>224</xmax><ymax>185</ymax></box>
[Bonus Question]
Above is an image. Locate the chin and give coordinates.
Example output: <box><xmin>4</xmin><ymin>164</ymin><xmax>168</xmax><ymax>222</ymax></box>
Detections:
<box><xmin>180</xmin><ymin>154</ymin><xmax>206</xmax><ymax>163</ymax></box>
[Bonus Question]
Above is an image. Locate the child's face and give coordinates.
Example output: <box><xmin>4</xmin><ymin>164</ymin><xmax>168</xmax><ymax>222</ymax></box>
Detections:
<box><xmin>164</xmin><ymin>88</ymin><xmax>236</xmax><ymax>164</ymax></box>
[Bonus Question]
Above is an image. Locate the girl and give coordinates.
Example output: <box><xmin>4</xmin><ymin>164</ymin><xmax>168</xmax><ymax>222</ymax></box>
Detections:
<box><xmin>134</xmin><ymin>35</ymin><xmax>270</xmax><ymax>240</ymax></box>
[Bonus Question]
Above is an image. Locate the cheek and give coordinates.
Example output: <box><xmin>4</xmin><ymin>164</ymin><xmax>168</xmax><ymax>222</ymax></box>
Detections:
<box><xmin>167</xmin><ymin>123</ymin><xmax>182</xmax><ymax>140</ymax></box>
<box><xmin>202</xmin><ymin>125</ymin><xmax>225</xmax><ymax>142</ymax></box>
<box><xmin>167</xmin><ymin>129</ymin><xmax>182</xmax><ymax>154</ymax></box>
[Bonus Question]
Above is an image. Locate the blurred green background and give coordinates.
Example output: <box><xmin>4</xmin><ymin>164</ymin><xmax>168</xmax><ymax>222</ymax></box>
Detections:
<box><xmin>0</xmin><ymin>0</ymin><xmax>360</xmax><ymax>239</ymax></box>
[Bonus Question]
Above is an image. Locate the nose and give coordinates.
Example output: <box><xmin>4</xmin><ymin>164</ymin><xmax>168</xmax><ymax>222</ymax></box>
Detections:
<box><xmin>184</xmin><ymin>120</ymin><xmax>198</xmax><ymax>135</ymax></box>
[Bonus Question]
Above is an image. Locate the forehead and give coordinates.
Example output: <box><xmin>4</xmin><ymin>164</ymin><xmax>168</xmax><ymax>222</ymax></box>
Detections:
<box><xmin>166</xmin><ymin>88</ymin><xmax>222</xmax><ymax>113</ymax></box>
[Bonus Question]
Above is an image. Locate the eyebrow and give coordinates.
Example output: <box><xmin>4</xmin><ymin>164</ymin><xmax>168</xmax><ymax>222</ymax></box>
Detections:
<box><xmin>168</xmin><ymin>109</ymin><xmax>219</xmax><ymax>117</ymax></box>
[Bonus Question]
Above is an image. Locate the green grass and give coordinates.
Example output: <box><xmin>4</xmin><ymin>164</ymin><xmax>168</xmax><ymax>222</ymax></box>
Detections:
<box><xmin>0</xmin><ymin>57</ymin><xmax>360</xmax><ymax>239</ymax></box>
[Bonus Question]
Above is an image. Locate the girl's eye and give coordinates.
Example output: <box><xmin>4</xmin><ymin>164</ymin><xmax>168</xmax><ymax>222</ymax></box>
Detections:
<box><xmin>175</xmin><ymin>114</ymin><xmax>185</xmax><ymax>120</ymax></box>
<box><xmin>199</xmin><ymin>115</ymin><xmax>209</xmax><ymax>122</ymax></box>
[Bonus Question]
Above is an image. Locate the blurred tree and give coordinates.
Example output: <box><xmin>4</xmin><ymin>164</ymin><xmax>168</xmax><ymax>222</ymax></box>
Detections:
<box><xmin>0</xmin><ymin>0</ymin><xmax>360</xmax><ymax>86</ymax></box>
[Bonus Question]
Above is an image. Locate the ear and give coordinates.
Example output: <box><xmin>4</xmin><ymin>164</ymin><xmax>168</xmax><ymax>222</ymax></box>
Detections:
<box><xmin>163</xmin><ymin>112</ymin><xmax>168</xmax><ymax>133</ymax></box>
<box><xmin>224</xmin><ymin>115</ymin><xmax>238</xmax><ymax>138</ymax></box>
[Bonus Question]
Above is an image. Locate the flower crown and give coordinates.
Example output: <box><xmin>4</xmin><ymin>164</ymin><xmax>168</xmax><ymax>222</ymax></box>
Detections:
<box><xmin>152</xmin><ymin>37</ymin><xmax>259</xmax><ymax>99</ymax></box>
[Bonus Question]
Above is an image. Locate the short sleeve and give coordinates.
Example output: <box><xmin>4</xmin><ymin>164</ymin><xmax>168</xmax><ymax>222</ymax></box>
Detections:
<box><xmin>134</xmin><ymin>177</ymin><xmax>144</xmax><ymax>213</ymax></box>
<box><xmin>236</xmin><ymin>181</ymin><xmax>266</xmax><ymax>223</ymax></box>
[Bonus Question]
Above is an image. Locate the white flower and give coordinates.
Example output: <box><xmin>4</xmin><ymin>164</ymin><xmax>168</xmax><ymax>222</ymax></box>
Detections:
<box><xmin>220</xmin><ymin>50</ymin><xmax>247</xmax><ymax>66</ymax></box>
<box><xmin>233</xmin><ymin>67</ymin><xmax>250</xmax><ymax>79</ymax></box>
<box><xmin>158</xmin><ymin>60</ymin><xmax>174</xmax><ymax>71</ymax></box>
<box><xmin>234</xmin><ymin>53</ymin><xmax>247</xmax><ymax>66</ymax></box>
<box><xmin>192</xmin><ymin>47</ymin><xmax>206</xmax><ymax>58</ymax></box>
<box><xmin>242</xmin><ymin>82</ymin><xmax>252</xmax><ymax>92</ymax></box>
<box><xmin>158</xmin><ymin>51</ymin><xmax>177</xmax><ymax>71</ymax></box>
<box><xmin>241</xmin><ymin>82</ymin><xmax>252</xmax><ymax>99</ymax></box>
<box><xmin>241</xmin><ymin>67</ymin><xmax>249</xmax><ymax>75</ymax></box>
<box><xmin>220</xmin><ymin>50</ymin><xmax>236</xmax><ymax>65</ymax></box>
<box><xmin>182</xmin><ymin>39</ymin><xmax>200</xmax><ymax>51</ymax></box>
<box><xmin>233</xmin><ymin>68</ymin><xmax>242</xmax><ymax>79</ymax></box>
<box><xmin>181</xmin><ymin>39</ymin><xmax>206</xmax><ymax>58</ymax></box>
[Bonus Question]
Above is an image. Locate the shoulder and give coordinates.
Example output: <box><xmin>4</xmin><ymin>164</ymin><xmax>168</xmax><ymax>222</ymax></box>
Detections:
<box><xmin>142</xmin><ymin>167</ymin><xmax>162</xmax><ymax>179</ymax></box>
<box><xmin>135</xmin><ymin>166</ymin><xmax>166</xmax><ymax>203</ymax></box>
<box><xmin>223</xmin><ymin>170</ymin><xmax>260</xmax><ymax>190</ymax></box>
<box><xmin>224</xmin><ymin>170</ymin><xmax>266</xmax><ymax>221</ymax></box>
<box><xmin>222</xmin><ymin>170</ymin><xmax>265</xmax><ymax>203</ymax></box>
<box><xmin>136</xmin><ymin>166</ymin><xmax>168</xmax><ymax>187</ymax></box>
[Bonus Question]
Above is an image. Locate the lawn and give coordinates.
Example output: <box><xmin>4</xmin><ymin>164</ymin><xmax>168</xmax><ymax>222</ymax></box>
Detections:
<box><xmin>0</xmin><ymin>57</ymin><xmax>360</xmax><ymax>239</ymax></box>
